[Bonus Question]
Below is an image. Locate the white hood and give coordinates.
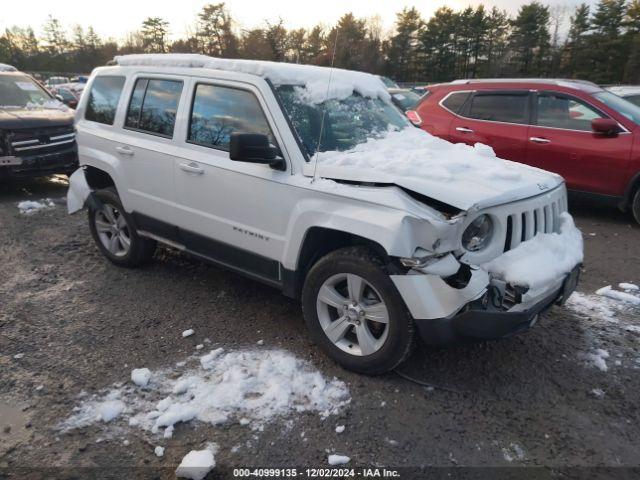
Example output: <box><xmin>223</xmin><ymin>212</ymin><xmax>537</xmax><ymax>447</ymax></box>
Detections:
<box><xmin>305</xmin><ymin>128</ymin><xmax>563</xmax><ymax>211</ymax></box>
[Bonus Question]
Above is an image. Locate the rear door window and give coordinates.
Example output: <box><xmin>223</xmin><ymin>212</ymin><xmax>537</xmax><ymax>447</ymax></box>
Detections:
<box><xmin>466</xmin><ymin>92</ymin><xmax>529</xmax><ymax>124</ymax></box>
<box><xmin>85</xmin><ymin>76</ymin><xmax>125</xmax><ymax>125</ymax></box>
<box><xmin>125</xmin><ymin>78</ymin><xmax>183</xmax><ymax>137</ymax></box>
<box><xmin>536</xmin><ymin>92</ymin><xmax>604</xmax><ymax>131</ymax></box>
<box><xmin>188</xmin><ymin>83</ymin><xmax>276</xmax><ymax>151</ymax></box>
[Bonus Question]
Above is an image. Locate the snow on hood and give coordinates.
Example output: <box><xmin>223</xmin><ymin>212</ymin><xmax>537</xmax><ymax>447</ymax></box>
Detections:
<box><xmin>307</xmin><ymin>128</ymin><xmax>563</xmax><ymax>211</ymax></box>
<box><xmin>114</xmin><ymin>54</ymin><xmax>389</xmax><ymax>103</ymax></box>
<box><xmin>0</xmin><ymin>63</ymin><xmax>18</xmax><ymax>72</ymax></box>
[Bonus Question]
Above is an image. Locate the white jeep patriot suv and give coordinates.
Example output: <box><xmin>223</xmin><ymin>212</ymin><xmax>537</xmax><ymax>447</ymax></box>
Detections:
<box><xmin>68</xmin><ymin>54</ymin><xmax>583</xmax><ymax>374</ymax></box>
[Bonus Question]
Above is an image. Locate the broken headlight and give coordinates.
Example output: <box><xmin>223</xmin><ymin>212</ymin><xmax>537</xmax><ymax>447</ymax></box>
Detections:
<box><xmin>462</xmin><ymin>214</ymin><xmax>494</xmax><ymax>252</ymax></box>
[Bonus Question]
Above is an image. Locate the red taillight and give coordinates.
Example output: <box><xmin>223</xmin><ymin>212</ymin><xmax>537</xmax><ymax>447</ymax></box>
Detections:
<box><xmin>405</xmin><ymin>109</ymin><xmax>423</xmax><ymax>126</ymax></box>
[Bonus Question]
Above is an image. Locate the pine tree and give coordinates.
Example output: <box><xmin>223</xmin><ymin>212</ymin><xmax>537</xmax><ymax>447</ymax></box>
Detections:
<box><xmin>588</xmin><ymin>0</ymin><xmax>627</xmax><ymax>82</ymax></box>
<box><xmin>385</xmin><ymin>7</ymin><xmax>423</xmax><ymax>82</ymax></box>
<box><xmin>509</xmin><ymin>2</ymin><xmax>551</xmax><ymax>76</ymax></box>
<box><xmin>564</xmin><ymin>4</ymin><xmax>591</xmax><ymax>77</ymax></box>
<box><xmin>43</xmin><ymin>15</ymin><xmax>68</xmax><ymax>55</ymax></box>
<box><xmin>195</xmin><ymin>3</ymin><xmax>238</xmax><ymax>57</ymax></box>
<box><xmin>140</xmin><ymin>17</ymin><xmax>170</xmax><ymax>53</ymax></box>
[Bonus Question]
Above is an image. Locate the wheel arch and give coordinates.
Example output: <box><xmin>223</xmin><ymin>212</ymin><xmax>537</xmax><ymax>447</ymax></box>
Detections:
<box><xmin>282</xmin><ymin>226</ymin><xmax>392</xmax><ymax>299</ymax></box>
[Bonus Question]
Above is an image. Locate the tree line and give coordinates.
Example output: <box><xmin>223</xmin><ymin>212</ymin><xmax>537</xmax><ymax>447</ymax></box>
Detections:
<box><xmin>0</xmin><ymin>0</ymin><xmax>638</xmax><ymax>84</ymax></box>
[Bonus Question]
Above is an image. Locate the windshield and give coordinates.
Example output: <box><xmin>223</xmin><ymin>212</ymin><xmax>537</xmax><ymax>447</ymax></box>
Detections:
<box><xmin>593</xmin><ymin>91</ymin><xmax>640</xmax><ymax>125</ymax></box>
<box><xmin>275</xmin><ymin>85</ymin><xmax>409</xmax><ymax>158</ymax></box>
<box><xmin>0</xmin><ymin>74</ymin><xmax>54</xmax><ymax>108</ymax></box>
<box><xmin>379</xmin><ymin>76</ymin><xmax>399</xmax><ymax>89</ymax></box>
<box><xmin>391</xmin><ymin>90</ymin><xmax>421</xmax><ymax>111</ymax></box>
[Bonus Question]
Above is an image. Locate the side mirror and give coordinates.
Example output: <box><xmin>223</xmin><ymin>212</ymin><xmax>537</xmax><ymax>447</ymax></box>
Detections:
<box><xmin>229</xmin><ymin>133</ymin><xmax>284</xmax><ymax>170</ymax></box>
<box><xmin>591</xmin><ymin>118</ymin><xmax>620</xmax><ymax>136</ymax></box>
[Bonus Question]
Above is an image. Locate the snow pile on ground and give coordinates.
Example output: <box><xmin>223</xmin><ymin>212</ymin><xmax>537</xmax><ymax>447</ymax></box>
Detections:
<box><xmin>596</xmin><ymin>285</ymin><xmax>640</xmax><ymax>305</ymax></box>
<box><xmin>502</xmin><ymin>443</ymin><xmax>526</xmax><ymax>462</ymax></box>
<box><xmin>483</xmin><ymin>213</ymin><xmax>583</xmax><ymax>289</ymax></box>
<box><xmin>115</xmin><ymin>54</ymin><xmax>389</xmax><ymax>103</ymax></box>
<box><xmin>18</xmin><ymin>199</ymin><xmax>55</xmax><ymax>215</ymax></box>
<box><xmin>566</xmin><ymin>292</ymin><xmax>619</xmax><ymax>323</ymax></box>
<box><xmin>176</xmin><ymin>444</ymin><xmax>217</xmax><ymax>480</ymax></box>
<box><xmin>59</xmin><ymin>348</ymin><xmax>350</xmax><ymax>436</ymax></box>
<box><xmin>619</xmin><ymin>283</ymin><xmax>639</xmax><ymax>291</ymax></box>
<box><xmin>182</xmin><ymin>329</ymin><xmax>195</xmax><ymax>338</ymax></box>
<box><xmin>586</xmin><ymin>349</ymin><xmax>610</xmax><ymax>372</ymax></box>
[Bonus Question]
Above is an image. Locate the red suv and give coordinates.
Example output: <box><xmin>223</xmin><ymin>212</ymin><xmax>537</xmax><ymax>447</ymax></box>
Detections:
<box><xmin>410</xmin><ymin>79</ymin><xmax>640</xmax><ymax>224</ymax></box>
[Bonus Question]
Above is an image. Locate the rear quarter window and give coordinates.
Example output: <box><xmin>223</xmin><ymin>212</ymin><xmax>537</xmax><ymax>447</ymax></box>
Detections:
<box><xmin>441</xmin><ymin>91</ymin><xmax>470</xmax><ymax>114</ymax></box>
<box><xmin>85</xmin><ymin>76</ymin><xmax>126</xmax><ymax>125</ymax></box>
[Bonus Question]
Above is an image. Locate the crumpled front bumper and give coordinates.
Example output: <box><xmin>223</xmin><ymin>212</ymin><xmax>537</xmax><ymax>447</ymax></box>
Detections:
<box><xmin>391</xmin><ymin>263</ymin><xmax>580</xmax><ymax>346</ymax></box>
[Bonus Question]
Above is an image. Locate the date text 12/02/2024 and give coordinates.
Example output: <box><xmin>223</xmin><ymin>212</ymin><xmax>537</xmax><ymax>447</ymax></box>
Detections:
<box><xmin>232</xmin><ymin>468</ymin><xmax>401</xmax><ymax>477</ymax></box>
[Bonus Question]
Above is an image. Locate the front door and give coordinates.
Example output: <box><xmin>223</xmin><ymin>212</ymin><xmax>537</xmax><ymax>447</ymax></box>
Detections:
<box><xmin>172</xmin><ymin>80</ymin><xmax>294</xmax><ymax>285</ymax></box>
<box><xmin>526</xmin><ymin>91</ymin><xmax>633</xmax><ymax>195</ymax></box>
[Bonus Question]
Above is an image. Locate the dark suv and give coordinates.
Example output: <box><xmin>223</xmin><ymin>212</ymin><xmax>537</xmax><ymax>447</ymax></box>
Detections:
<box><xmin>0</xmin><ymin>66</ymin><xmax>77</xmax><ymax>179</ymax></box>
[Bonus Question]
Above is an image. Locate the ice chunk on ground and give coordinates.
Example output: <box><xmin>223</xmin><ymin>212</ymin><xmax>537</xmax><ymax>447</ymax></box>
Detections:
<box><xmin>587</xmin><ymin>349</ymin><xmax>610</xmax><ymax>372</ymax></box>
<box><xmin>182</xmin><ymin>329</ymin><xmax>195</xmax><ymax>338</ymax></box>
<box><xmin>596</xmin><ymin>286</ymin><xmax>640</xmax><ymax>305</ymax></box>
<box><xmin>328</xmin><ymin>454</ymin><xmax>350</xmax><ymax>465</ymax></box>
<box><xmin>176</xmin><ymin>446</ymin><xmax>216</xmax><ymax>480</ymax></box>
<box><xmin>18</xmin><ymin>199</ymin><xmax>55</xmax><ymax>215</ymax></box>
<box><xmin>591</xmin><ymin>388</ymin><xmax>605</xmax><ymax>398</ymax></box>
<box><xmin>98</xmin><ymin>400</ymin><xmax>125</xmax><ymax>422</ymax></box>
<box><xmin>131</xmin><ymin>368</ymin><xmax>151</xmax><ymax>387</ymax></box>
<box><xmin>13</xmin><ymin>353</ymin><xmax>25</xmax><ymax>359</ymax></box>
<box><xmin>619</xmin><ymin>283</ymin><xmax>639</xmax><ymax>291</ymax></box>
<box><xmin>60</xmin><ymin>348</ymin><xmax>350</xmax><ymax>436</ymax></box>
<box><xmin>154</xmin><ymin>446</ymin><xmax>165</xmax><ymax>457</ymax></box>
<box><xmin>482</xmin><ymin>212</ymin><xmax>582</xmax><ymax>289</ymax></box>
<box><xmin>335</xmin><ymin>425</ymin><xmax>345</xmax><ymax>433</ymax></box>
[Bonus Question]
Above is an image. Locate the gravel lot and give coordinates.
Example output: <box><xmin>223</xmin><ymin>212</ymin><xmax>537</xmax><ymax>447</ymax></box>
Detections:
<box><xmin>1</xmin><ymin>176</ymin><xmax>639</xmax><ymax>479</ymax></box>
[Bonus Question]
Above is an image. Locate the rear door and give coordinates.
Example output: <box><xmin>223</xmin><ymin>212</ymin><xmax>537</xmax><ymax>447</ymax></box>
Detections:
<box><xmin>447</xmin><ymin>90</ymin><xmax>531</xmax><ymax>161</ymax></box>
<box><xmin>526</xmin><ymin>91</ymin><xmax>633</xmax><ymax>195</ymax></box>
<box><xmin>115</xmin><ymin>75</ymin><xmax>185</xmax><ymax>226</ymax></box>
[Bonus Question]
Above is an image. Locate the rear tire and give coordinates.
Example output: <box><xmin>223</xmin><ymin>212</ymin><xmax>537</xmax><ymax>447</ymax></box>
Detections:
<box><xmin>632</xmin><ymin>188</ymin><xmax>640</xmax><ymax>225</ymax></box>
<box><xmin>88</xmin><ymin>188</ymin><xmax>156</xmax><ymax>267</ymax></box>
<box><xmin>301</xmin><ymin>246</ymin><xmax>415</xmax><ymax>375</ymax></box>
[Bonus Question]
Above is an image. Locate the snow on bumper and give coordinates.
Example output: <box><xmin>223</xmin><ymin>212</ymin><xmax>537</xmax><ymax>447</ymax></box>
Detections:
<box><xmin>391</xmin><ymin>212</ymin><xmax>583</xmax><ymax>330</ymax></box>
<box><xmin>66</xmin><ymin>168</ymin><xmax>91</xmax><ymax>214</ymax></box>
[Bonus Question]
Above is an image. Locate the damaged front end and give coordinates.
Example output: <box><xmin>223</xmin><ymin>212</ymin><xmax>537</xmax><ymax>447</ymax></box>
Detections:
<box><xmin>389</xmin><ymin>187</ymin><xmax>583</xmax><ymax>346</ymax></box>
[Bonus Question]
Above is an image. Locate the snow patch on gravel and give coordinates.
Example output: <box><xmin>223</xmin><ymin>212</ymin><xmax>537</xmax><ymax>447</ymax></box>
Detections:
<box><xmin>18</xmin><ymin>199</ymin><xmax>55</xmax><ymax>214</ymax></box>
<box><xmin>586</xmin><ymin>349</ymin><xmax>610</xmax><ymax>372</ymax></box>
<box><xmin>59</xmin><ymin>348</ymin><xmax>350</xmax><ymax>436</ymax></box>
<box><xmin>596</xmin><ymin>285</ymin><xmax>640</xmax><ymax>305</ymax></box>
<box><xmin>502</xmin><ymin>443</ymin><xmax>526</xmax><ymax>462</ymax></box>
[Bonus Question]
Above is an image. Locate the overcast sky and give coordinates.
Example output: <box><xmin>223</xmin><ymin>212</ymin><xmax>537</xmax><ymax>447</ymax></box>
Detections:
<box><xmin>2</xmin><ymin>0</ymin><xmax>598</xmax><ymax>41</ymax></box>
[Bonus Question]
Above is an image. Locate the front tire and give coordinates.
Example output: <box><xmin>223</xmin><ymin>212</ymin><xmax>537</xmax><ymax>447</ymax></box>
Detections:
<box><xmin>88</xmin><ymin>188</ymin><xmax>156</xmax><ymax>267</ymax></box>
<box><xmin>301</xmin><ymin>247</ymin><xmax>415</xmax><ymax>375</ymax></box>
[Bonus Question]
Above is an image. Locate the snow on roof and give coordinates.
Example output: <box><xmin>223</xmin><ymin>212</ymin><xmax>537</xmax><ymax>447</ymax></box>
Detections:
<box><xmin>0</xmin><ymin>63</ymin><xmax>18</xmax><ymax>72</ymax></box>
<box><xmin>114</xmin><ymin>54</ymin><xmax>389</xmax><ymax>103</ymax></box>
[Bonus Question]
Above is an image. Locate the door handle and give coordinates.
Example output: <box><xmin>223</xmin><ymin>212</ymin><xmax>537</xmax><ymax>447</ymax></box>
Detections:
<box><xmin>115</xmin><ymin>146</ymin><xmax>134</xmax><ymax>156</ymax></box>
<box><xmin>179</xmin><ymin>162</ymin><xmax>204</xmax><ymax>175</ymax></box>
<box><xmin>530</xmin><ymin>137</ymin><xmax>551</xmax><ymax>144</ymax></box>
<box><xmin>455</xmin><ymin>127</ymin><xmax>474</xmax><ymax>133</ymax></box>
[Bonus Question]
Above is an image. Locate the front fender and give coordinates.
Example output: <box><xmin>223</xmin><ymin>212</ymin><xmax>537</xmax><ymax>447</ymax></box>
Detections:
<box><xmin>281</xmin><ymin>197</ymin><xmax>457</xmax><ymax>270</ymax></box>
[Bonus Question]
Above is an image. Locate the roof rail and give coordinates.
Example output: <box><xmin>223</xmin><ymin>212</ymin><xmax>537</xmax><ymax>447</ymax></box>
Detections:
<box><xmin>449</xmin><ymin>78</ymin><xmax>599</xmax><ymax>89</ymax></box>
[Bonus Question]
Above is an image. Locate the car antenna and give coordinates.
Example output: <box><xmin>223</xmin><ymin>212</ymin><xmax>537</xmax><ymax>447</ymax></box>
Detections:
<box><xmin>311</xmin><ymin>27</ymin><xmax>339</xmax><ymax>184</ymax></box>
